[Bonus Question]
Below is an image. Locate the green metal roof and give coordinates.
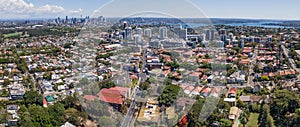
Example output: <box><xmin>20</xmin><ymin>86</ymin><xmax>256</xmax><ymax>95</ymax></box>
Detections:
<box><xmin>45</xmin><ymin>96</ymin><xmax>54</xmax><ymax>102</ymax></box>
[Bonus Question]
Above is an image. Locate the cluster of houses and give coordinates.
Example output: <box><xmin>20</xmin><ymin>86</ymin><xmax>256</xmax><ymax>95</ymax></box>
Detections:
<box><xmin>254</xmin><ymin>45</ymin><xmax>297</xmax><ymax>80</ymax></box>
<box><xmin>0</xmin><ymin>61</ymin><xmax>27</xmax><ymax>100</ymax></box>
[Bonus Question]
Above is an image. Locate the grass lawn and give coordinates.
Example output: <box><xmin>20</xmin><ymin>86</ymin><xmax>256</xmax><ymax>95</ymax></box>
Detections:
<box><xmin>245</xmin><ymin>113</ymin><xmax>259</xmax><ymax>127</ymax></box>
<box><xmin>4</xmin><ymin>32</ymin><xmax>22</xmax><ymax>38</ymax></box>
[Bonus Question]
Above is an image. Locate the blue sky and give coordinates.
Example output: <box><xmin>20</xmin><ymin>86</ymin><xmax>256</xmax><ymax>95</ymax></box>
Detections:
<box><xmin>1</xmin><ymin>0</ymin><xmax>299</xmax><ymax>20</ymax></box>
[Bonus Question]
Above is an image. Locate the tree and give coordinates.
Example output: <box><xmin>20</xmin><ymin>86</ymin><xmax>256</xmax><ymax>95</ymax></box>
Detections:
<box><xmin>259</xmin><ymin>104</ymin><xmax>275</xmax><ymax>127</ymax></box>
<box><xmin>253</xmin><ymin>64</ymin><xmax>260</xmax><ymax>73</ymax></box>
<box><xmin>98</xmin><ymin>116</ymin><xmax>117</xmax><ymax>127</ymax></box>
<box><xmin>237</xmin><ymin>99</ymin><xmax>246</xmax><ymax>109</ymax></box>
<box><xmin>204</xmin><ymin>54</ymin><xmax>210</xmax><ymax>59</ymax></box>
<box><xmin>261</xmin><ymin>76</ymin><xmax>269</xmax><ymax>81</ymax></box>
<box><xmin>24</xmin><ymin>90</ymin><xmax>43</xmax><ymax>106</ymax></box>
<box><xmin>0</xmin><ymin>111</ymin><xmax>8</xmax><ymax>124</ymax></box>
<box><xmin>3</xmin><ymin>79</ymin><xmax>10</xmax><ymax>87</ymax></box>
<box><xmin>43</xmin><ymin>71</ymin><xmax>52</xmax><ymax>80</ymax></box>
<box><xmin>165</xmin><ymin>61</ymin><xmax>179</xmax><ymax>71</ymax></box>
<box><xmin>219</xmin><ymin>119</ymin><xmax>232</xmax><ymax>127</ymax></box>
<box><xmin>140</xmin><ymin>80</ymin><xmax>151</xmax><ymax>90</ymax></box>
<box><xmin>244</xmin><ymin>86</ymin><xmax>253</xmax><ymax>94</ymax></box>
<box><xmin>158</xmin><ymin>85</ymin><xmax>181</xmax><ymax>107</ymax></box>
<box><xmin>79</xmin><ymin>78</ymin><xmax>89</xmax><ymax>86</ymax></box>
<box><xmin>27</xmin><ymin>104</ymin><xmax>51</xmax><ymax>127</ymax></box>
<box><xmin>60</xmin><ymin>95</ymin><xmax>80</xmax><ymax>110</ymax></box>
<box><xmin>240</xmin><ymin>112</ymin><xmax>248</xmax><ymax>127</ymax></box>
<box><xmin>250</xmin><ymin>103</ymin><xmax>260</xmax><ymax>113</ymax></box>
<box><xmin>270</xmin><ymin>90</ymin><xmax>299</xmax><ymax>126</ymax></box>
<box><xmin>65</xmin><ymin>108</ymin><xmax>88</xmax><ymax>126</ymax></box>
<box><xmin>18</xmin><ymin>111</ymin><xmax>34</xmax><ymax>127</ymax></box>
<box><xmin>98</xmin><ymin>80</ymin><xmax>116</xmax><ymax>89</ymax></box>
<box><xmin>3</xmin><ymin>70</ymin><xmax>9</xmax><ymax>76</ymax></box>
<box><xmin>163</xmin><ymin>78</ymin><xmax>172</xmax><ymax>85</ymax></box>
<box><xmin>48</xmin><ymin>103</ymin><xmax>66</xmax><ymax>126</ymax></box>
<box><xmin>187</xmin><ymin>97</ymin><xmax>206</xmax><ymax>127</ymax></box>
<box><xmin>121</xmin><ymin>105</ymin><xmax>128</xmax><ymax>114</ymax></box>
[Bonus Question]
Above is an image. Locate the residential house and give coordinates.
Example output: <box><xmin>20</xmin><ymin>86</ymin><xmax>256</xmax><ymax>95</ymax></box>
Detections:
<box><xmin>229</xmin><ymin>106</ymin><xmax>239</xmax><ymax>120</ymax></box>
<box><xmin>97</xmin><ymin>86</ymin><xmax>129</xmax><ymax>110</ymax></box>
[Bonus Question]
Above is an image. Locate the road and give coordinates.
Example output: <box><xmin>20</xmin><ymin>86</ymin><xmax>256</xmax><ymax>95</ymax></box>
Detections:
<box><xmin>281</xmin><ymin>45</ymin><xmax>300</xmax><ymax>73</ymax></box>
<box><xmin>247</xmin><ymin>46</ymin><xmax>258</xmax><ymax>86</ymax></box>
<box><xmin>120</xmin><ymin>46</ymin><xmax>147</xmax><ymax>127</ymax></box>
<box><xmin>26</xmin><ymin>71</ymin><xmax>39</xmax><ymax>92</ymax></box>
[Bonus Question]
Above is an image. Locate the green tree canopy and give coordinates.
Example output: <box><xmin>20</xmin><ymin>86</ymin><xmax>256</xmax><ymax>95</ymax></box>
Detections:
<box><xmin>98</xmin><ymin>116</ymin><xmax>117</xmax><ymax>127</ymax></box>
<box><xmin>24</xmin><ymin>90</ymin><xmax>43</xmax><ymax>106</ymax></box>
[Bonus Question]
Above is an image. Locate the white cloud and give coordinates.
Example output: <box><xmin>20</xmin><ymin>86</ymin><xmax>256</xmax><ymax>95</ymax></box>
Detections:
<box><xmin>0</xmin><ymin>0</ymin><xmax>83</xmax><ymax>19</ymax></box>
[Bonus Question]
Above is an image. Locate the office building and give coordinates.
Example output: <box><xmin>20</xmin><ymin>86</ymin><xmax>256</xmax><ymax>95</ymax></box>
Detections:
<box><xmin>179</xmin><ymin>29</ymin><xmax>187</xmax><ymax>40</ymax></box>
<box><xmin>220</xmin><ymin>34</ymin><xmax>227</xmax><ymax>42</ymax></box>
<box><xmin>159</xmin><ymin>27</ymin><xmax>168</xmax><ymax>39</ymax></box>
<box><xmin>144</xmin><ymin>28</ymin><xmax>152</xmax><ymax>37</ymax></box>
<box><xmin>133</xmin><ymin>34</ymin><xmax>142</xmax><ymax>43</ymax></box>
<box><xmin>205</xmin><ymin>29</ymin><xmax>211</xmax><ymax>41</ymax></box>
<box><xmin>228</xmin><ymin>33</ymin><xmax>234</xmax><ymax>40</ymax></box>
<box><xmin>135</xmin><ymin>28</ymin><xmax>143</xmax><ymax>35</ymax></box>
<box><xmin>239</xmin><ymin>39</ymin><xmax>245</xmax><ymax>48</ymax></box>
<box><xmin>124</xmin><ymin>27</ymin><xmax>132</xmax><ymax>40</ymax></box>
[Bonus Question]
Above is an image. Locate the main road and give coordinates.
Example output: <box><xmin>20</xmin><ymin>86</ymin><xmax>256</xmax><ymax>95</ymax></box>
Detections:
<box><xmin>281</xmin><ymin>45</ymin><xmax>300</xmax><ymax>73</ymax></box>
<box><xmin>120</xmin><ymin>46</ymin><xmax>147</xmax><ymax>127</ymax></box>
<box><xmin>247</xmin><ymin>45</ymin><xmax>258</xmax><ymax>86</ymax></box>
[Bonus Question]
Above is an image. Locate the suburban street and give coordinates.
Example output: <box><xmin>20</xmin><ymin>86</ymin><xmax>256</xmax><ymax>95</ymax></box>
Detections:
<box><xmin>281</xmin><ymin>45</ymin><xmax>300</xmax><ymax>73</ymax></box>
<box><xmin>247</xmin><ymin>45</ymin><xmax>258</xmax><ymax>86</ymax></box>
<box><xmin>120</xmin><ymin>46</ymin><xmax>147</xmax><ymax>127</ymax></box>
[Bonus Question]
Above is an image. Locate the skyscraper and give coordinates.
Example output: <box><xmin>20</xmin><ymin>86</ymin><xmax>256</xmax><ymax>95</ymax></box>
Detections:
<box><xmin>135</xmin><ymin>28</ymin><xmax>143</xmax><ymax>35</ymax></box>
<box><xmin>159</xmin><ymin>27</ymin><xmax>168</xmax><ymax>39</ymax></box>
<box><xmin>239</xmin><ymin>39</ymin><xmax>245</xmax><ymax>48</ymax></box>
<box><xmin>144</xmin><ymin>28</ymin><xmax>152</xmax><ymax>37</ymax></box>
<box><xmin>123</xmin><ymin>21</ymin><xmax>128</xmax><ymax>29</ymax></box>
<box><xmin>228</xmin><ymin>33</ymin><xmax>234</xmax><ymax>41</ymax></box>
<box><xmin>124</xmin><ymin>27</ymin><xmax>132</xmax><ymax>40</ymax></box>
<box><xmin>219</xmin><ymin>29</ymin><xmax>227</xmax><ymax>35</ymax></box>
<box><xmin>213</xmin><ymin>31</ymin><xmax>219</xmax><ymax>40</ymax></box>
<box><xmin>205</xmin><ymin>29</ymin><xmax>211</xmax><ymax>41</ymax></box>
<box><xmin>204</xmin><ymin>29</ymin><xmax>216</xmax><ymax>41</ymax></box>
<box><xmin>179</xmin><ymin>29</ymin><xmax>187</xmax><ymax>40</ymax></box>
<box><xmin>133</xmin><ymin>34</ymin><xmax>142</xmax><ymax>43</ymax></box>
<box><xmin>220</xmin><ymin>34</ymin><xmax>227</xmax><ymax>42</ymax></box>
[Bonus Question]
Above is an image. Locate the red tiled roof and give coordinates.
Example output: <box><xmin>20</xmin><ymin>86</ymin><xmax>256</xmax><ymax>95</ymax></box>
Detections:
<box><xmin>130</xmin><ymin>75</ymin><xmax>138</xmax><ymax>80</ymax></box>
<box><xmin>229</xmin><ymin>88</ymin><xmax>237</xmax><ymax>94</ymax></box>
<box><xmin>98</xmin><ymin>87</ymin><xmax>129</xmax><ymax>105</ymax></box>
<box><xmin>43</xmin><ymin>98</ymin><xmax>47</xmax><ymax>105</ymax></box>
<box><xmin>240</xmin><ymin>59</ymin><xmax>251</xmax><ymax>64</ymax></box>
<box><xmin>269</xmin><ymin>72</ymin><xmax>275</xmax><ymax>77</ymax></box>
<box><xmin>163</xmin><ymin>66</ymin><xmax>171</xmax><ymax>70</ymax></box>
<box><xmin>83</xmin><ymin>95</ymin><xmax>97</xmax><ymax>101</ymax></box>
<box><xmin>163</xmin><ymin>69</ymin><xmax>171</xmax><ymax>75</ymax></box>
<box><xmin>242</xmin><ymin>49</ymin><xmax>252</xmax><ymax>53</ymax></box>
<box><xmin>201</xmin><ymin>87</ymin><xmax>211</xmax><ymax>93</ymax></box>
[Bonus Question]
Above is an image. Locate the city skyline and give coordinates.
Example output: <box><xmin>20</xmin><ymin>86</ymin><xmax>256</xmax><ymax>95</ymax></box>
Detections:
<box><xmin>1</xmin><ymin>0</ymin><xmax>300</xmax><ymax>20</ymax></box>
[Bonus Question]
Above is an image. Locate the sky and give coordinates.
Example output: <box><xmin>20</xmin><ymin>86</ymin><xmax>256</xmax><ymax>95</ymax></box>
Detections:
<box><xmin>0</xmin><ymin>0</ymin><xmax>299</xmax><ymax>20</ymax></box>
